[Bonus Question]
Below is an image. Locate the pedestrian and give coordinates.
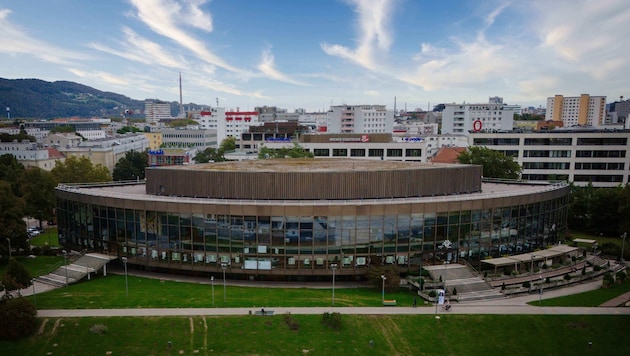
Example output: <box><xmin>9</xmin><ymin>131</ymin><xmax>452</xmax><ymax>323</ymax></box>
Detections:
<box><xmin>168</xmin><ymin>341</ymin><xmax>172</xmax><ymax>350</ymax></box>
<box><xmin>413</xmin><ymin>297</ymin><xmax>417</xmax><ymax>308</ymax></box>
<box><xmin>261</xmin><ymin>308</ymin><xmax>265</xmax><ymax>316</ymax></box>
<box><xmin>369</xmin><ymin>340</ymin><xmax>374</xmax><ymax>347</ymax></box>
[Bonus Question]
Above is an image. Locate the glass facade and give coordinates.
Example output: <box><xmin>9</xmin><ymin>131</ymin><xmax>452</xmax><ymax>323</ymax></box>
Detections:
<box><xmin>56</xmin><ymin>184</ymin><xmax>569</xmax><ymax>280</ymax></box>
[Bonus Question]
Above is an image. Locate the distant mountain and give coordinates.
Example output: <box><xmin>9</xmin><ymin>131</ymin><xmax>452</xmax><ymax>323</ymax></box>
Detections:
<box><xmin>0</xmin><ymin>78</ymin><xmax>205</xmax><ymax>120</ymax></box>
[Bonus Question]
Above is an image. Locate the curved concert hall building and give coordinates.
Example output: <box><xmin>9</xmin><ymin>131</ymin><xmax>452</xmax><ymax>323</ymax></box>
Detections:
<box><xmin>56</xmin><ymin>159</ymin><xmax>569</xmax><ymax>281</ymax></box>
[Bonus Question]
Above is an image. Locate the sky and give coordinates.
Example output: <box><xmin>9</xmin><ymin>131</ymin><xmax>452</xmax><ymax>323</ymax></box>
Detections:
<box><xmin>0</xmin><ymin>0</ymin><xmax>629</xmax><ymax>113</ymax></box>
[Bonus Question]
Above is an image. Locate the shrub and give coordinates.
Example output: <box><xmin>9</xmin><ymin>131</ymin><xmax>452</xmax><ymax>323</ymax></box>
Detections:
<box><xmin>564</xmin><ymin>273</ymin><xmax>571</xmax><ymax>281</ymax></box>
<box><xmin>0</xmin><ymin>296</ymin><xmax>37</xmax><ymax>340</ymax></box>
<box><xmin>503</xmin><ymin>267</ymin><xmax>512</xmax><ymax>276</ymax></box>
<box><xmin>522</xmin><ymin>281</ymin><xmax>530</xmax><ymax>288</ymax></box>
<box><xmin>283</xmin><ymin>313</ymin><xmax>300</xmax><ymax>331</ymax></box>
<box><xmin>615</xmin><ymin>271</ymin><xmax>627</xmax><ymax>282</ymax></box>
<box><xmin>90</xmin><ymin>324</ymin><xmax>108</xmax><ymax>335</ymax></box>
<box><xmin>452</xmin><ymin>287</ymin><xmax>457</xmax><ymax>296</ymax></box>
<box><xmin>321</xmin><ymin>312</ymin><xmax>342</xmax><ymax>331</ymax></box>
<box><xmin>428</xmin><ymin>290</ymin><xmax>436</xmax><ymax>297</ymax></box>
<box><xmin>545</xmin><ymin>277</ymin><xmax>551</xmax><ymax>284</ymax></box>
<box><xmin>594</xmin><ymin>265</ymin><xmax>602</xmax><ymax>272</ymax></box>
<box><xmin>483</xmin><ymin>271</ymin><xmax>488</xmax><ymax>278</ymax></box>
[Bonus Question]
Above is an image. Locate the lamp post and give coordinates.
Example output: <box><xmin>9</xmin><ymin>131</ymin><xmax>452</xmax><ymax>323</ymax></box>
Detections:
<box><xmin>221</xmin><ymin>263</ymin><xmax>227</xmax><ymax>303</ymax></box>
<box><xmin>381</xmin><ymin>275</ymin><xmax>386</xmax><ymax>305</ymax></box>
<box><xmin>530</xmin><ymin>255</ymin><xmax>537</xmax><ymax>292</ymax></box>
<box><xmin>539</xmin><ymin>275</ymin><xmax>543</xmax><ymax>305</ymax></box>
<box><xmin>5</xmin><ymin>238</ymin><xmax>10</xmax><ymax>259</ymax></box>
<box><xmin>121</xmin><ymin>257</ymin><xmax>128</xmax><ymax>297</ymax></box>
<box><xmin>62</xmin><ymin>250</ymin><xmax>68</xmax><ymax>287</ymax></box>
<box><xmin>211</xmin><ymin>276</ymin><xmax>215</xmax><ymax>306</ymax></box>
<box><xmin>31</xmin><ymin>278</ymin><xmax>37</xmax><ymax>309</ymax></box>
<box><xmin>621</xmin><ymin>232</ymin><xmax>627</xmax><ymax>263</ymax></box>
<box><xmin>330</xmin><ymin>263</ymin><xmax>337</xmax><ymax>306</ymax></box>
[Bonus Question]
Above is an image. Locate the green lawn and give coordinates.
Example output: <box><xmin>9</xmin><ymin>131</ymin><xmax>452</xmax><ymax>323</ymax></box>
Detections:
<box><xmin>0</xmin><ymin>255</ymin><xmax>64</xmax><ymax>279</ymax></box>
<box><xmin>1</xmin><ymin>314</ymin><xmax>627</xmax><ymax>355</ymax></box>
<box><xmin>27</xmin><ymin>274</ymin><xmax>420</xmax><ymax>309</ymax></box>
<box><xmin>529</xmin><ymin>279</ymin><xmax>630</xmax><ymax>307</ymax></box>
<box><xmin>29</xmin><ymin>226</ymin><xmax>59</xmax><ymax>247</ymax></box>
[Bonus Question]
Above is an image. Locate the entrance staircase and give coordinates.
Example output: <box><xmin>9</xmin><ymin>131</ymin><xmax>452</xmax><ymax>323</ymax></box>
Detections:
<box><xmin>36</xmin><ymin>252</ymin><xmax>116</xmax><ymax>287</ymax></box>
<box><xmin>424</xmin><ymin>263</ymin><xmax>505</xmax><ymax>303</ymax></box>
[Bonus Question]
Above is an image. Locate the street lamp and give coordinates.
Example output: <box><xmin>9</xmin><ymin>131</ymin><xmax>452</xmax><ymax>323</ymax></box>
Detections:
<box><xmin>621</xmin><ymin>232</ymin><xmax>627</xmax><ymax>263</ymax></box>
<box><xmin>221</xmin><ymin>263</ymin><xmax>227</xmax><ymax>303</ymax></box>
<box><xmin>5</xmin><ymin>238</ymin><xmax>10</xmax><ymax>259</ymax></box>
<box><xmin>381</xmin><ymin>275</ymin><xmax>386</xmax><ymax>305</ymax></box>
<box><xmin>121</xmin><ymin>257</ymin><xmax>128</xmax><ymax>297</ymax></box>
<box><xmin>539</xmin><ymin>275</ymin><xmax>543</xmax><ymax>305</ymax></box>
<box><xmin>31</xmin><ymin>278</ymin><xmax>37</xmax><ymax>309</ymax></box>
<box><xmin>330</xmin><ymin>263</ymin><xmax>337</xmax><ymax>306</ymax></box>
<box><xmin>530</xmin><ymin>255</ymin><xmax>537</xmax><ymax>292</ymax></box>
<box><xmin>62</xmin><ymin>250</ymin><xmax>68</xmax><ymax>287</ymax></box>
<box><xmin>211</xmin><ymin>276</ymin><xmax>215</xmax><ymax>306</ymax></box>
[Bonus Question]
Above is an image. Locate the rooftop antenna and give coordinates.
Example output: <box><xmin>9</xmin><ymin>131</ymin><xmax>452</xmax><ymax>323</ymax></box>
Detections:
<box><xmin>179</xmin><ymin>72</ymin><xmax>184</xmax><ymax>116</ymax></box>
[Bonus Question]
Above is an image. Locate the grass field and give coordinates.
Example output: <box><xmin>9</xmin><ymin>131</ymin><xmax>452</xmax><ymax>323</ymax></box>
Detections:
<box><xmin>27</xmin><ymin>274</ymin><xmax>420</xmax><ymax>309</ymax></box>
<box><xmin>0</xmin><ymin>255</ymin><xmax>64</xmax><ymax>279</ymax></box>
<box><xmin>529</xmin><ymin>279</ymin><xmax>630</xmax><ymax>307</ymax></box>
<box><xmin>1</xmin><ymin>314</ymin><xmax>627</xmax><ymax>355</ymax></box>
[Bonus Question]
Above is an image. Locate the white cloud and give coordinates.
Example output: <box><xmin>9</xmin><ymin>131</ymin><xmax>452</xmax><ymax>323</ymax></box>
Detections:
<box><xmin>321</xmin><ymin>0</ymin><xmax>396</xmax><ymax>70</ymax></box>
<box><xmin>257</xmin><ymin>48</ymin><xmax>307</xmax><ymax>86</ymax></box>
<box><xmin>129</xmin><ymin>0</ymin><xmax>243</xmax><ymax>74</ymax></box>
<box><xmin>67</xmin><ymin>68</ymin><xmax>130</xmax><ymax>86</ymax></box>
<box><xmin>89</xmin><ymin>27</ymin><xmax>185</xmax><ymax>68</ymax></box>
<box><xmin>0</xmin><ymin>8</ymin><xmax>89</xmax><ymax>65</ymax></box>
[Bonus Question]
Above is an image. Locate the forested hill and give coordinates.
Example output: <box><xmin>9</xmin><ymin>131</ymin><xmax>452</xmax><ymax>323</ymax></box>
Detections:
<box><xmin>0</xmin><ymin>78</ymin><xmax>198</xmax><ymax>120</ymax></box>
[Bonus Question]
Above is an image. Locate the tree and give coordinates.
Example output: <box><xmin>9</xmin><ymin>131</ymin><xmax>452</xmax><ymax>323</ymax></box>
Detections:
<box><xmin>0</xmin><ymin>296</ymin><xmax>37</xmax><ymax>340</ymax></box>
<box><xmin>258</xmin><ymin>143</ymin><xmax>314</xmax><ymax>159</ymax></box>
<box><xmin>20</xmin><ymin>167</ymin><xmax>57</xmax><ymax>227</ymax></box>
<box><xmin>194</xmin><ymin>137</ymin><xmax>237</xmax><ymax>163</ymax></box>
<box><xmin>366</xmin><ymin>265</ymin><xmax>400</xmax><ymax>292</ymax></box>
<box><xmin>51</xmin><ymin>156</ymin><xmax>111</xmax><ymax>183</ymax></box>
<box><xmin>1</xmin><ymin>258</ymin><xmax>31</xmax><ymax>291</ymax></box>
<box><xmin>112</xmin><ymin>151</ymin><xmax>148</xmax><ymax>181</ymax></box>
<box><xmin>0</xmin><ymin>154</ymin><xmax>26</xmax><ymax>196</ymax></box>
<box><xmin>116</xmin><ymin>126</ymin><xmax>141</xmax><ymax>134</ymax></box>
<box><xmin>457</xmin><ymin>146</ymin><xmax>521</xmax><ymax>179</ymax></box>
<box><xmin>618</xmin><ymin>184</ymin><xmax>630</xmax><ymax>235</ymax></box>
<box><xmin>0</xmin><ymin>181</ymin><xmax>27</xmax><ymax>257</ymax></box>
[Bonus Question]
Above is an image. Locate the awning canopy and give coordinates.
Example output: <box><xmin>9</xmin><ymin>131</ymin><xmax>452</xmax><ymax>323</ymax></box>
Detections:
<box><xmin>481</xmin><ymin>245</ymin><xmax>578</xmax><ymax>268</ymax></box>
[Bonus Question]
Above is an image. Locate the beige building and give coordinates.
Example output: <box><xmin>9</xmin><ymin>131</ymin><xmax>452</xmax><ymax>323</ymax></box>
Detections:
<box><xmin>545</xmin><ymin>94</ymin><xmax>606</xmax><ymax>127</ymax></box>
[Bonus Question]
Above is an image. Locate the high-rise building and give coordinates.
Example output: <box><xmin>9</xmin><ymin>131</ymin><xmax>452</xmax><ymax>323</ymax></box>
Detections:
<box><xmin>145</xmin><ymin>100</ymin><xmax>173</xmax><ymax>123</ymax></box>
<box><xmin>545</xmin><ymin>94</ymin><xmax>606</xmax><ymax>127</ymax></box>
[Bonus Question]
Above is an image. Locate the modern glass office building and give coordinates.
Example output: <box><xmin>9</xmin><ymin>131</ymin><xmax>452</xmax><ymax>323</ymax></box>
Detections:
<box><xmin>56</xmin><ymin>159</ymin><xmax>569</xmax><ymax>281</ymax></box>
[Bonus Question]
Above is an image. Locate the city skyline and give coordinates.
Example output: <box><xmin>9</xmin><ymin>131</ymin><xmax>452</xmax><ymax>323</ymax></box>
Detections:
<box><xmin>1</xmin><ymin>0</ymin><xmax>628</xmax><ymax>112</ymax></box>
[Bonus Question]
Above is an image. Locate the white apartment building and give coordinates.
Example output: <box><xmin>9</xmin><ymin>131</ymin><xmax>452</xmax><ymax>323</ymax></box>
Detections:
<box><xmin>161</xmin><ymin>128</ymin><xmax>217</xmax><ymax>149</ymax></box>
<box><xmin>469</xmin><ymin>129</ymin><xmax>630</xmax><ymax>187</ymax></box>
<box><xmin>545</xmin><ymin>94</ymin><xmax>606</xmax><ymax>127</ymax></box>
<box><xmin>0</xmin><ymin>140</ymin><xmax>64</xmax><ymax>170</ymax></box>
<box><xmin>326</xmin><ymin>105</ymin><xmax>394</xmax><ymax>134</ymax></box>
<box><xmin>145</xmin><ymin>100</ymin><xmax>173</xmax><ymax>124</ymax></box>
<box><xmin>193</xmin><ymin>108</ymin><xmax>260</xmax><ymax>143</ymax></box>
<box><xmin>441</xmin><ymin>102</ymin><xmax>520</xmax><ymax>135</ymax></box>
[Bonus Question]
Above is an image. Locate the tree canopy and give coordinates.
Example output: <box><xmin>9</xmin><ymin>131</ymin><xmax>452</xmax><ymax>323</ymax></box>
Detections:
<box><xmin>20</xmin><ymin>167</ymin><xmax>57</xmax><ymax>226</ymax></box>
<box><xmin>112</xmin><ymin>151</ymin><xmax>148</xmax><ymax>181</ymax></box>
<box><xmin>457</xmin><ymin>146</ymin><xmax>521</xmax><ymax>179</ymax></box>
<box><xmin>258</xmin><ymin>143</ymin><xmax>314</xmax><ymax>159</ymax></box>
<box><xmin>51</xmin><ymin>156</ymin><xmax>111</xmax><ymax>184</ymax></box>
<box><xmin>0</xmin><ymin>180</ymin><xmax>27</xmax><ymax>257</ymax></box>
<box><xmin>194</xmin><ymin>137</ymin><xmax>237</xmax><ymax>163</ymax></box>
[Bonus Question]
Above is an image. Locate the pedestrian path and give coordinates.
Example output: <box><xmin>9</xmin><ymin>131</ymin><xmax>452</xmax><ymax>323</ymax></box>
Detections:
<box><xmin>599</xmin><ymin>290</ymin><xmax>630</xmax><ymax>307</ymax></box>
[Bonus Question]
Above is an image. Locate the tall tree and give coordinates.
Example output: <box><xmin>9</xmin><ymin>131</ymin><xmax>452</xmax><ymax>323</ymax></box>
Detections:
<box><xmin>51</xmin><ymin>156</ymin><xmax>111</xmax><ymax>183</ymax></box>
<box><xmin>457</xmin><ymin>146</ymin><xmax>521</xmax><ymax>179</ymax></box>
<box><xmin>112</xmin><ymin>151</ymin><xmax>148</xmax><ymax>181</ymax></box>
<box><xmin>20</xmin><ymin>167</ymin><xmax>57</xmax><ymax>227</ymax></box>
<box><xmin>1</xmin><ymin>258</ymin><xmax>32</xmax><ymax>291</ymax></box>
<box><xmin>618</xmin><ymin>184</ymin><xmax>630</xmax><ymax>235</ymax></box>
<box><xmin>0</xmin><ymin>154</ymin><xmax>25</xmax><ymax>196</ymax></box>
<box><xmin>0</xmin><ymin>181</ymin><xmax>27</xmax><ymax>257</ymax></box>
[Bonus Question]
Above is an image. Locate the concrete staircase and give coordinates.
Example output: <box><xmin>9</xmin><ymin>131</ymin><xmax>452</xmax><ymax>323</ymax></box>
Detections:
<box><xmin>36</xmin><ymin>252</ymin><xmax>115</xmax><ymax>287</ymax></box>
<box><xmin>425</xmin><ymin>263</ymin><xmax>505</xmax><ymax>303</ymax></box>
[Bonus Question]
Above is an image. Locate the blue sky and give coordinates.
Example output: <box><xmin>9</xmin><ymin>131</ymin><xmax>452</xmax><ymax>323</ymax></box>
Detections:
<box><xmin>1</xmin><ymin>0</ymin><xmax>628</xmax><ymax>112</ymax></box>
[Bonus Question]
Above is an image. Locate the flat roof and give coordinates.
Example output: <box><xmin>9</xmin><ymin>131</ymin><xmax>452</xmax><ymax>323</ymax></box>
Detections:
<box><xmin>160</xmin><ymin>159</ymin><xmax>457</xmax><ymax>173</ymax></box>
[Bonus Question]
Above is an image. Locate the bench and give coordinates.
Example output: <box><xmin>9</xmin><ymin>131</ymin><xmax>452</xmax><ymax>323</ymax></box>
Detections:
<box><xmin>383</xmin><ymin>300</ymin><xmax>397</xmax><ymax>306</ymax></box>
<box><xmin>254</xmin><ymin>310</ymin><xmax>275</xmax><ymax>316</ymax></box>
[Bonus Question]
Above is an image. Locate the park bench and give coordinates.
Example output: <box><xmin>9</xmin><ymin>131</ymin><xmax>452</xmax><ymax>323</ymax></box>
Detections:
<box><xmin>254</xmin><ymin>310</ymin><xmax>275</xmax><ymax>316</ymax></box>
<box><xmin>383</xmin><ymin>299</ymin><xmax>397</xmax><ymax>306</ymax></box>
